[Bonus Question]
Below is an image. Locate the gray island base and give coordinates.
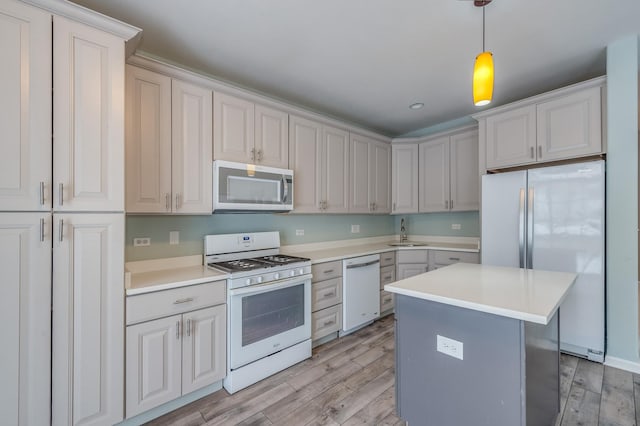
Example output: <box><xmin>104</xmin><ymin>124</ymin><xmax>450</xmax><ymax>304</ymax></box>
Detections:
<box><xmin>385</xmin><ymin>263</ymin><xmax>577</xmax><ymax>426</ymax></box>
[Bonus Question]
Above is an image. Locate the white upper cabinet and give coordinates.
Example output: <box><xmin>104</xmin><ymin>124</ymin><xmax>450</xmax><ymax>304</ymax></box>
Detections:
<box><xmin>53</xmin><ymin>16</ymin><xmax>125</xmax><ymax>212</ymax></box>
<box><xmin>214</xmin><ymin>92</ymin><xmax>289</xmax><ymax>168</ymax></box>
<box><xmin>289</xmin><ymin>115</ymin><xmax>348</xmax><ymax>213</ymax></box>
<box><xmin>478</xmin><ymin>78</ymin><xmax>604</xmax><ymax>170</ymax></box>
<box><xmin>536</xmin><ymin>86</ymin><xmax>602</xmax><ymax>162</ymax></box>
<box><xmin>125</xmin><ymin>65</ymin><xmax>172</xmax><ymax>213</ymax></box>
<box><xmin>52</xmin><ymin>213</ymin><xmax>125</xmax><ymax>426</ymax></box>
<box><xmin>0</xmin><ymin>212</ymin><xmax>52</xmax><ymax>426</ymax></box>
<box><xmin>0</xmin><ymin>1</ymin><xmax>51</xmax><ymax>211</ymax></box>
<box><xmin>172</xmin><ymin>80</ymin><xmax>213</xmax><ymax>214</ymax></box>
<box><xmin>391</xmin><ymin>144</ymin><xmax>419</xmax><ymax>214</ymax></box>
<box><xmin>419</xmin><ymin>136</ymin><xmax>450</xmax><ymax>212</ymax></box>
<box><xmin>419</xmin><ymin>129</ymin><xmax>479</xmax><ymax>213</ymax></box>
<box><xmin>349</xmin><ymin>134</ymin><xmax>391</xmax><ymax>213</ymax></box>
<box><xmin>126</xmin><ymin>66</ymin><xmax>213</xmax><ymax>214</ymax></box>
<box><xmin>485</xmin><ymin>105</ymin><xmax>537</xmax><ymax>169</ymax></box>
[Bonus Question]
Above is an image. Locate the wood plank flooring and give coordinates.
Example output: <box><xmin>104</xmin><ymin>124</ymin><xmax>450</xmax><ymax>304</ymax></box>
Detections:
<box><xmin>147</xmin><ymin>315</ymin><xmax>639</xmax><ymax>426</ymax></box>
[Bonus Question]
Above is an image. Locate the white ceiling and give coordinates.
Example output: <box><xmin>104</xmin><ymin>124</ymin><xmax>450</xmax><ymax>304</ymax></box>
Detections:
<box><xmin>70</xmin><ymin>0</ymin><xmax>640</xmax><ymax>136</ymax></box>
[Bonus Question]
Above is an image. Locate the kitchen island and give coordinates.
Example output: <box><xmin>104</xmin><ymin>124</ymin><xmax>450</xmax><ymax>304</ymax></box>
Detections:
<box><xmin>384</xmin><ymin>263</ymin><xmax>577</xmax><ymax>426</ymax></box>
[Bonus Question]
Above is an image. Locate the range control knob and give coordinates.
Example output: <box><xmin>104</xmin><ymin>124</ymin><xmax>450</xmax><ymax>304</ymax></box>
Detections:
<box><xmin>245</xmin><ymin>278</ymin><xmax>252</xmax><ymax>286</ymax></box>
<box><xmin>299</xmin><ymin>268</ymin><xmax>304</xmax><ymax>275</ymax></box>
<box><xmin>274</xmin><ymin>273</ymin><xmax>280</xmax><ymax>280</ymax></box>
<box><xmin>290</xmin><ymin>270</ymin><xmax>296</xmax><ymax>277</ymax></box>
<box><xmin>256</xmin><ymin>276</ymin><xmax>263</xmax><ymax>283</ymax></box>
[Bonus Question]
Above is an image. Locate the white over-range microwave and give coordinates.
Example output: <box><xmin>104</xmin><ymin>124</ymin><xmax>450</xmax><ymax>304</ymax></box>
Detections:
<box><xmin>213</xmin><ymin>160</ymin><xmax>294</xmax><ymax>212</ymax></box>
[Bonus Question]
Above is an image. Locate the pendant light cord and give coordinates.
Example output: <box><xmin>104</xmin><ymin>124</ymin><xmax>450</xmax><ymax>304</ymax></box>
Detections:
<box><xmin>482</xmin><ymin>6</ymin><xmax>486</xmax><ymax>52</ymax></box>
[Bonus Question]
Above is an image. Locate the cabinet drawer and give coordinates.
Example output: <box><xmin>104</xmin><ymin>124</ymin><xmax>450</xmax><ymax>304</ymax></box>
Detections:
<box><xmin>380</xmin><ymin>265</ymin><xmax>396</xmax><ymax>288</ymax></box>
<box><xmin>312</xmin><ymin>304</ymin><xmax>342</xmax><ymax>340</ymax></box>
<box><xmin>380</xmin><ymin>290</ymin><xmax>394</xmax><ymax>313</ymax></box>
<box><xmin>397</xmin><ymin>249</ymin><xmax>428</xmax><ymax>264</ymax></box>
<box><xmin>312</xmin><ymin>277</ymin><xmax>342</xmax><ymax>312</ymax></box>
<box><xmin>380</xmin><ymin>251</ymin><xmax>396</xmax><ymax>267</ymax></box>
<box><xmin>312</xmin><ymin>260</ymin><xmax>342</xmax><ymax>282</ymax></box>
<box><xmin>126</xmin><ymin>281</ymin><xmax>226</xmax><ymax>325</ymax></box>
<box><xmin>430</xmin><ymin>250</ymin><xmax>479</xmax><ymax>266</ymax></box>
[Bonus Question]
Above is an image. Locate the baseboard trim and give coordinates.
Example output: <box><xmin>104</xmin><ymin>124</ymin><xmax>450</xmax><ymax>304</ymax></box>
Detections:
<box><xmin>604</xmin><ymin>355</ymin><xmax>640</xmax><ymax>374</ymax></box>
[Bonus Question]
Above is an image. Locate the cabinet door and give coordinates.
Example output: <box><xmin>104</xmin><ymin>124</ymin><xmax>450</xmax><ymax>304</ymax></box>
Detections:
<box><xmin>370</xmin><ymin>141</ymin><xmax>391</xmax><ymax>213</ymax></box>
<box><xmin>537</xmin><ymin>86</ymin><xmax>602</xmax><ymax>162</ymax></box>
<box><xmin>255</xmin><ymin>103</ymin><xmax>289</xmax><ymax>168</ymax></box>
<box><xmin>0</xmin><ymin>2</ymin><xmax>51</xmax><ymax>211</ymax></box>
<box><xmin>349</xmin><ymin>134</ymin><xmax>372</xmax><ymax>213</ymax></box>
<box><xmin>322</xmin><ymin>125</ymin><xmax>350</xmax><ymax>213</ymax></box>
<box><xmin>289</xmin><ymin>115</ymin><xmax>322</xmax><ymax>213</ymax></box>
<box><xmin>485</xmin><ymin>105</ymin><xmax>536</xmax><ymax>169</ymax></box>
<box><xmin>213</xmin><ymin>92</ymin><xmax>255</xmax><ymax>164</ymax></box>
<box><xmin>53</xmin><ymin>16</ymin><xmax>125</xmax><ymax>212</ymax></box>
<box><xmin>450</xmin><ymin>129</ymin><xmax>479</xmax><ymax>211</ymax></box>
<box><xmin>418</xmin><ymin>136</ymin><xmax>449</xmax><ymax>213</ymax></box>
<box><xmin>52</xmin><ymin>213</ymin><xmax>124</xmax><ymax>426</ymax></box>
<box><xmin>125</xmin><ymin>65</ymin><xmax>172</xmax><ymax>213</ymax></box>
<box><xmin>172</xmin><ymin>80</ymin><xmax>213</xmax><ymax>214</ymax></box>
<box><xmin>182</xmin><ymin>305</ymin><xmax>227</xmax><ymax>395</ymax></box>
<box><xmin>125</xmin><ymin>315</ymin><xmax>182</xmax><ymax>418</ymax></box>
<box><xmin>0</xmin><ymin>213</ymin><xmax>51</xmax><ymax>426</ymax></box>
<box><xmin>391</xmin><ymin>144</ymin><xmax>419</xmax><ymax>213</ymax></box>
<box><xmin>396</xmin><ymin>263</ymin><xmax>428</xmax><ymax>280</ymax></box>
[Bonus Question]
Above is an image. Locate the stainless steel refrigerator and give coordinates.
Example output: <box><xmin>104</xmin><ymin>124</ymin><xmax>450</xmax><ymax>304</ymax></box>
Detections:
<box><xmin>481</xmin><ymin>160</ymin><xmax>605</xmax><ymax>362</ymax></box>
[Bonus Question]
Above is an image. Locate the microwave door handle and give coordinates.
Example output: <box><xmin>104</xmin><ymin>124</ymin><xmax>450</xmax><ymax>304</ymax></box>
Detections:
<box><xmin>281</xmin><ymin>175</ymin><xmax>288</xmax><ymax>203</ymax></box>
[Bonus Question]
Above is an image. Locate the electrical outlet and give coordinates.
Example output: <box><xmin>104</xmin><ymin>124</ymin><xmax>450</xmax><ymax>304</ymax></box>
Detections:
<box><xmin>296</xmin><ymin>229</ymin><xmax>304</xmax><ymax>236</ymax></box>
<box><xmin>351</xmin><ymin>224</ymin><xmax>360</xmax><ymax>233</ymax></box>
<box><xmin>451</xmin><ymin>223</ymin><xmax>461</xmax><ymax>230</ymax></box>
<box><xmin>437</xmin><ymin>335</ymin><xmax>463</xmax><ymax>360</ymax></box>
<box><xmin>133</xmin><ymin>237</ymin><xmax>150</xmax><ymax>247</ymax></box>
<box><xmin>169</xmin><ymin>231</ymin><xmax>179</xmax><ymax>245</ymax></box>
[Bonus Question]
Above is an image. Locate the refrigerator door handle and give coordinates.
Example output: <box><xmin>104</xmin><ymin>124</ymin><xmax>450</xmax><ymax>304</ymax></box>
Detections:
<box><xmin>527</xmin><ymin>187</ymin><xmax>534</xmax><ymax>269</ymax></box>
<box><xmin>519</xmin><ymin>188</ymin><xmax>526</xmax><ymax>268</ymax></box>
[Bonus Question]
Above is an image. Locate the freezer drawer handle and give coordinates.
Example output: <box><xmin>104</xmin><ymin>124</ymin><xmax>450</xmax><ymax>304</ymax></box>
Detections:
<box><xmin>346</xmin><ymin>259</ymin><xmax>380</xmax><ymax>269</ymax></box>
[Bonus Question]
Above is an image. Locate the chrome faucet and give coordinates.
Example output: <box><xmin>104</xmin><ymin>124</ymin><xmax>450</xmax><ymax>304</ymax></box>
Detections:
<box><xmin>400</xmin><ymin>218</ymin><xmax>408</xmax><ymax>242</ymax></box>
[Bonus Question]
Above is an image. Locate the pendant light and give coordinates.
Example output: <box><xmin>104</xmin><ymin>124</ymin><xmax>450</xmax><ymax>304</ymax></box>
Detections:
<box><xmin>473</xmin><ymin>0</ymin><xmax>494</xmax><ymax>106</ymax></box>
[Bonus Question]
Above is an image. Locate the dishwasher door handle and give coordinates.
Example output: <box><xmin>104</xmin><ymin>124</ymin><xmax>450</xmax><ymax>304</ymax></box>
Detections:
<box><xmin>346</xmin><ymin>259</ymin><xmax>380</xmax><ymax>269</ymax></box>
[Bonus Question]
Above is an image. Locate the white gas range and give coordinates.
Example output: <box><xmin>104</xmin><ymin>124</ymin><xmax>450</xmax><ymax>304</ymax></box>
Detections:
<box><xmin>204</xmin><ymin>232</ymin><xmax>312</xmax><ymax>394</ymax></box>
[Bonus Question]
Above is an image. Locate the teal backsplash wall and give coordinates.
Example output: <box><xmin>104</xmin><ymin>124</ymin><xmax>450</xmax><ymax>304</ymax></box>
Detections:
<box><xmin>126</xmin><ymin>211</ymin><xmax>480</xmax><ymax>261</ymax></box>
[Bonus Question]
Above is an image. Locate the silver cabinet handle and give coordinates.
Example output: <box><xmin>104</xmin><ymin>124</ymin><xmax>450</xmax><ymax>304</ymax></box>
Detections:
<box><xmin>176</xmin><ymin>321</ymin><xmax>180</xmax><ymax>340</ymax></box>
<box><xmin>173</xmin><ymin>297</ymin><xmax>194</xmax><ymax>304</ymax></box>
<box><xmin>346</xmin><ymin>259</ymin><xmax>380</xmax><ymax>269</ymax></box>
<box><xmin>175</xmin><ymin>193</ymin><xmax>181</xmax><ymax>210</ymax></box>
<box><xmin>58</xmin><ymin>183</ymin><xmax>64</xmax><ymax>206</ymax></box>
<box><xmin>538</xmin><ymin>145</ymin><xmax>542</xmax><ymax>159</ymax></box>
<box><xmin>258</xmin><ymin>149</ymin><xmax>263</xmax><ymax>161</ymax></box>
<box><xmin>449</xmin><ymin>257</ymin><xmax>460</xmax><ymax>261</ymax></box>
<box><xmin>251</xmin><ymin>148</ymin><xmax>255</xmax><ymax>162</ymax></box>
<box><xmin>186</xmin><ymin>319</ymin><xmax>192</xmax><ymax>337</ymax></box>
<box><xmin>323</xmin><ymin>269</ymin><xmax>334</xmax><ymax>274</ymax></box>
<box><xmin>40</xmin><ymin>218</ymin><xmax>45</xmax><ymax>242</ymax></box>
<box><xmin>165</xmin><ymin>193</ymin><xmax>171</xmax><ymax>211</ymax></box>
<box><xmin>322</xmin><ymin>291</ymin><xmax>335</xmax><ymax>299</ymax></box>
<box><xmin>39</xmin><ymin>182</ymin><xmax>45</xmax><ymax>206</ymax></box>
<box><xmin>58</xmin><ymin>219</ymin><xmax>64</xmax><ymax>242</ymax></box>
<box><xmin>393</xmin><ymin>202</ymin><xmax>396</xmax><ymax>211</ymax></box>
<box><xmin>323</xmin><ymin>319</ymin><xmax>335</xmax><ymax>327</ymax></box>
<box><xmin>383</xmin><ymin>274</ymin><xmax>392</xmax><ymax>280</ymax></box>
<box><xmin>450</xmin><ymin>199</ymin><xmax>453</xmax><ymax>210</ymax></box>
<box><xmin>383</xmin><ymin>297</ymin><xmax>392</xmax><ymax>304</ymax></box>
<box><xmin>445</xmin><ymin>200</ymin><xmax>448</xmax><ymax>209</ymax></box>
<box><xmin>530</xmin><ymin>147</ymin><xmax>534</xmax><ymax>159</ymax></box>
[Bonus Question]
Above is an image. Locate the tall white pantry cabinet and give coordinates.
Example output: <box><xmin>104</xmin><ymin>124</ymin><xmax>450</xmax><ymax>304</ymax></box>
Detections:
<box><xmin>0</xmin><ymin>1</ymin><xmax>140</xmax><ymax>425</ymax></box>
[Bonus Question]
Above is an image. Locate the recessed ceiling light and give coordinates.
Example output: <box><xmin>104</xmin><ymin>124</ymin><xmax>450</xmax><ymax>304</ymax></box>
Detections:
<box><xmin>409</xmin><ymin>102</ymin><xmax>424</xmax><ymax>110</ymax></box>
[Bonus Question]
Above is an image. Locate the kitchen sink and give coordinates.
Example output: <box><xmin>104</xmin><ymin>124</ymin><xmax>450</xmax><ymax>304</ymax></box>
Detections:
<box><xmin>388</xmin><ymin>242</ymin><xmax>429</xmax><ymax>247</ymax></box>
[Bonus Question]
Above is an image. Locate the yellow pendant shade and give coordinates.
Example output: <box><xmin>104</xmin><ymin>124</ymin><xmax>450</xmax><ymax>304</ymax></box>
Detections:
<box><xmin>473</xmin><ymin>51</ymin><xmax>494</xmax><ymax>106</ymax></box>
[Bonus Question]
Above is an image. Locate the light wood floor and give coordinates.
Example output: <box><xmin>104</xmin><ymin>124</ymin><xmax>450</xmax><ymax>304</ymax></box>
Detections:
<box><xmin>147</xmin><ymin>315</ymin><xmax>640</xmax><ymax>426</ymax></box>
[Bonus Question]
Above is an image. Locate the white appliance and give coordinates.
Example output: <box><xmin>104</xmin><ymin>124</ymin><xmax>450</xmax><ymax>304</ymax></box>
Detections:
<box><xmin>481</xmin><ymin>160</ymin><xmax>605</xmax><ymax>362</ymax></box>
<box><xmin>204</xmin><ymin>232</ymin><xmax>311</xmax><ymax>393</ymax></box>
<box><xmin>342</xmin><ymin>254</ymin><xmax>381</xmax><ymax>335</ymax></box>
<box><xmin>213</xmin><ymin>160</ymin><xmax>293</xmax><ymax>212</ymax></box>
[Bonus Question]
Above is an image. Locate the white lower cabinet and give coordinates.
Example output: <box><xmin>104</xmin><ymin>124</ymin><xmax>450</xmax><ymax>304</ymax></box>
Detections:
<box><xmin>379</xmin><ymin>251</ymin><xmax>396</xmax><ymax>315</ymax></box>
<box><xmin>311</xmin><ymin>261</ymin><xmax>343</xmax><ymax>341</ymax></box>
<box><xmin>396</xmin><ymin>250</ymin><xmax>429</xmax><ymax>280</ymax></box>
<box><xmin>428</xmin><ymin>250</ymin><xmax>480</xmax><ymax>271</ymax></box>
<box><xmin>0</xmin><ymin>213</ymin><xmax>52</xmax><ymax>426</ymax></box>
<box><xmin>125</xmin><ymin>283</ymin><xmax>226</xmax><ymax>418</ymax></box>
<box><xmin>52</xmin><ymin>213</ymin><xmax>125</xmax><ymax>426</ymax></box>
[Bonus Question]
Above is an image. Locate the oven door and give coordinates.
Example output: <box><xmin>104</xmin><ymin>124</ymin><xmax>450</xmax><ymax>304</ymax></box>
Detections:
<box><xmin>228</xmin><ymin>275</ymin><xmax>311</xmax><ymax>369</ymax></box>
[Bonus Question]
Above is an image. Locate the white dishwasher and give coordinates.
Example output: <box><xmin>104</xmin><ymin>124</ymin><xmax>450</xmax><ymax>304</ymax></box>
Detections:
<box><xmin>342</xmin><ymin>254</ymin><xmax>381</xmax><ymax>335</ymax></box>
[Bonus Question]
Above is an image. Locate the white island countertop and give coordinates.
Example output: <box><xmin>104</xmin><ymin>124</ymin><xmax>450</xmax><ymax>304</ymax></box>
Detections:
<box><xmin>384</xmin><ymin>263</ymin><xmax>577</xmax><ymax>324</ymax></box>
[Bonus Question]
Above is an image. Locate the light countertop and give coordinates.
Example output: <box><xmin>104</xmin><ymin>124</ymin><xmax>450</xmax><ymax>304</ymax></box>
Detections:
<box><xmin>384</xmin><ymin>263</ymin><xmax>576</xmax><ymax>324</ymax></box>
<box><xmin>282</xmin><ymin>240</ymin><xmax>479</xmax><ymax>264</ymax></box>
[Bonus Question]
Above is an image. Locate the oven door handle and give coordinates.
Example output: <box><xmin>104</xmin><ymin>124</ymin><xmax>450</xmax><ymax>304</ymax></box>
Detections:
<box><xmin>229</xmin><ymin>274</ymin><xmax>312</xmax><ymax>296</ymax></box>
